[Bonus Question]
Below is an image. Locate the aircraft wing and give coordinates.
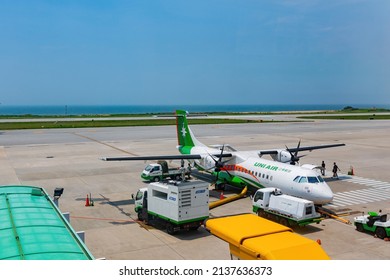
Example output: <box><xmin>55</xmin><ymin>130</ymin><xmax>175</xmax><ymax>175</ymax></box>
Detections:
<box><xmin>259</xmin><ymin>143</ymin><xmax>345</xmax><ymax>155</ymax></box>
<box><xmin>101</xmin><ymin>153</ymin><xmax>233</xmax><ymax>161</ymax></box>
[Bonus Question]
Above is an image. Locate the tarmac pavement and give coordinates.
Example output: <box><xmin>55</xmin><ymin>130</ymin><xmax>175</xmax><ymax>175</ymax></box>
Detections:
<box><xmin>1</xmin><ymin>117</ymin><xmax>390</xmax><ymax>259</ymax></box>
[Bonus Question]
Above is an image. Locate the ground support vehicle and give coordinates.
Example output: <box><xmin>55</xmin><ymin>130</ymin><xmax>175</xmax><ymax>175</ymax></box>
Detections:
<box><xmin>252</xmin><ymin>188</ymin><xmax>322</xmax><ymax>227</ymax></box>
<box><xmin>141</xmin><ymin>160</ymin><xmax>190</xmax><ymax>182</ymax></box>
<box><xmin>133</xmin><ymin>180</ymin><xmax>209</xmax><ymax>234</ymax></box>
<box><xmin>354</xmin><ymin>211</ymin><xmax>390</xmax><ymax>239</ymax></box>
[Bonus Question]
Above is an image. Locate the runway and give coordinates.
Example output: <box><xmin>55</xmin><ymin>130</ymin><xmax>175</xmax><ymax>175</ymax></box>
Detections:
<box><xmin>1</xmin><ymin>116</ymin><xmax>390</xmax><ymax>259</ymax></box>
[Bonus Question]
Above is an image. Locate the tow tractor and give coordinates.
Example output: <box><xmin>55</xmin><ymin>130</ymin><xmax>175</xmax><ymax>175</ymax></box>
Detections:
<box><xmin>354</xmin><ymin>211</ymin><xmax>390</xmax><ymax>239</ymax></box>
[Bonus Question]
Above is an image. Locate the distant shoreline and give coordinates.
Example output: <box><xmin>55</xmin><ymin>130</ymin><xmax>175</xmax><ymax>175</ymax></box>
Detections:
<box><xmin>1</xmin><ymin>108</ymin><xmax>390</xmax><ymax>130</ymax></box>
<box><xmin>1</xmin><ymin>104</ymin><xmax>388</xmax><ymax>116</ymax></box>
<box><xmin>1</xmin><ymin>106</ymin><xmax>389</xmax><ymax>119</ymax></box>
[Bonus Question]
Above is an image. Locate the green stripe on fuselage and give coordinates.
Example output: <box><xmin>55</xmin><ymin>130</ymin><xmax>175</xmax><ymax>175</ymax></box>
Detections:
<box><xmin>214</xmin><ymin>171</ymin><xmax>265</xmax><ymax>189</ymax></box>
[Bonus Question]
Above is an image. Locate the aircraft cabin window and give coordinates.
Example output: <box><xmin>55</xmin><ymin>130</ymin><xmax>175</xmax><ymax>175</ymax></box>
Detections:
<box><xmin>308</xmin><ymin>176</ymin><xmax>319</xmax><ymax>184</ymax></box>
<box><xmin>293</xmin><ymin>176</ymin><xmax>300</xmax><ymax>183</ymax></box>
<box><xmin>270</xmin><ymin>176</ymin><xmax>273</xmax><ymax>181</ymax></box>
<box><xmin>262</xmin><ymin>174</ymin><xmax>265</xmax><ymax>178</ymax></box>
<box><xmin>266</xmin><ymin>175</ymin><xmax>269</xmax><ymax>179</ymax></box>
<box><xmin>299</xmin><ymin>177</ymin><xmax>308</xmax><ymax>183</ymax></box>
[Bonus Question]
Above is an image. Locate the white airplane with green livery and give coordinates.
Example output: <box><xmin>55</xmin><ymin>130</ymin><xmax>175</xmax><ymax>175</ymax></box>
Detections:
<box><xmin>103</xmin><ymin>110</ymin><xmax>345</xmax><ymax>205</ymax></box>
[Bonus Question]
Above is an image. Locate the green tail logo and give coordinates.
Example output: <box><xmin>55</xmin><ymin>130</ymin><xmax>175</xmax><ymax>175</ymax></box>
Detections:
<box><xmin>176</xmin><ymin>110</ymin><xmax>195</xmax><ymax>152</ymax></box>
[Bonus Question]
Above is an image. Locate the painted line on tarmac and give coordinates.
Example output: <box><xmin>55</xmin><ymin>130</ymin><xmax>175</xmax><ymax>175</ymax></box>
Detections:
<box><xmin>72</xmin><ymin>216</ymin><xmax>136</xmax><ymax>223</ymax></box>
<box><xmin>73</xmin><ymin>132</ymin><xmax>139</xmax><ymax>155</ymax></box>
<box><xmin>329</xmin><ymin>175</ymin><xmax>390</xmax><ymax>208</ymax></box>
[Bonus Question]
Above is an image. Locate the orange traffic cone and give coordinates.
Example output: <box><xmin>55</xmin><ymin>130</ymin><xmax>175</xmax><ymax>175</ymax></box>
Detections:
<box><xmin>85</xmin><ymin>194</ymin><xmax>90</xmax><ymax>207</ymax></box>
<box><xmin>220</xmin><ymin>191</ymin><xmax>224</xmax><ymax>200</ymax></box>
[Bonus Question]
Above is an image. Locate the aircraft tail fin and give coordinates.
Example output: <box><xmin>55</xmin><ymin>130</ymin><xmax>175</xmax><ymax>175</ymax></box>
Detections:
<box><xmin>175</xmin><ymin>110</ymin><xmax>204</xmax><ymax>152</ymax></box>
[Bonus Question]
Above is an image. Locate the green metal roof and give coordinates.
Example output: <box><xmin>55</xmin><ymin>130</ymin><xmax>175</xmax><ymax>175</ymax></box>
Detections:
<box><xmin>0</xmin><ymin>185</ymin><xmax>94</xmax><ymax>260</ymax></box>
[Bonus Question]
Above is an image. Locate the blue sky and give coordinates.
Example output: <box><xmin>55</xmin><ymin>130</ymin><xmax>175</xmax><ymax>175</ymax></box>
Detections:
<box><xmin>0</xmin><ymin>0</ymin><xmax>389</xmax><ymax>106</ymax></box>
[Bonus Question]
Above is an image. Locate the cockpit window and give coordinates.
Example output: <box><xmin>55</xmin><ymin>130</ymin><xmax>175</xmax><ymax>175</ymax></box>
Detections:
<box><xmin>308</xmin><ymin>176</ymin><xmax>319</xmax><ymax>183</ymax></box>
<box><xmin>317</xmin><ymin>176</ymin><xmax>324</xmax><ymax>183</ymax></box>
<box><xmin>299</xmin><ymin>177</ymin><xmax>308</xmax><ymax>183</ymax></box>
<box><xmin>293</xmin><ymin>176</ymin><xmax>300</xmax><ymax>183</ymax></box>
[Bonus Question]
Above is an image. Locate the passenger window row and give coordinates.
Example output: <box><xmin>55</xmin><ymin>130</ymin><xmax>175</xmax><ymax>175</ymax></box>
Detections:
<box><xmin>232</xmin><ymin>165</ymin><xmax>273</xmax><ymax>181</ymax></box>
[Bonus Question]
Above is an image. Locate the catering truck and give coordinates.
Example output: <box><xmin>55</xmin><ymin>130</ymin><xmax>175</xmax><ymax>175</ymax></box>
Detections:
<box><xmin>132</xmin><ymin>180</ymin><xmax>209</xmax><ymax>234</ymax></box>
<box><xmin>252</xmin><ymin>188</ymin><xmax>322</xmax><ymax>227</ymax></box>
<box><xmin>141</xmin><ymin>160</ymin><xmax>190</xmax><ymax>182</ymax></box>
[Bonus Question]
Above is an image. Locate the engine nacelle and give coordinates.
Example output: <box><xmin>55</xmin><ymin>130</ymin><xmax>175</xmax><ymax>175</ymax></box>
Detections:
<box><xmin>270</xmin><ymin>150</ymin><xmax>293</xmax><ymax>163</ymax></box>
<box><xmin>198</xmin><ymin>154</ymin><xmax>216</xmax><ymax>170</ymax></box>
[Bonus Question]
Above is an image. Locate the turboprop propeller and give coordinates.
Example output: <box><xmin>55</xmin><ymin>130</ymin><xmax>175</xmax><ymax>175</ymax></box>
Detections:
<box><xmin>207</xmin><ymin>145</ymin><xmax>233</xmax><ymax>183</ymax></box>
<box><xmin>284</xmin><ymin>140</ymin><xmax>306</xmax><ymax>165</ymax></box>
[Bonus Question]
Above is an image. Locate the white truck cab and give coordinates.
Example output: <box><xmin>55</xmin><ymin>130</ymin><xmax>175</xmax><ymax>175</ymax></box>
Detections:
<box><xmin>141</xmin><ymin>160</ymin><xmax>190</xmax><ymax>182</ymax></box>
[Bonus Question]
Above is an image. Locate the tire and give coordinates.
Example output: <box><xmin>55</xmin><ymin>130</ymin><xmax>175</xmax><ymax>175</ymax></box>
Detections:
<box><xmin>375</xmin><ymin>227</ymin><xmax>387</xmax><ymax>239</ymax></box>
<box><xmin>153</xmin><ymin>176</ymin><xmax>160</xmax><ymax>182</ymax></box>
<box><xmin>279</xmin><ymin>218</ymin><xmax>289</xmax><ymax>227</ymax></box>
<box><xmin>166</xmin><ymin>223</ymin><xmax>175</xmax><ymax>235</ymax></box>
<box><xmin>216</xmin><ymin>183</ymin><xmax>225</xmax><ymax>191</ymax></box>
<box><xmin>257</xmin><ymin>209</ymin><xmax>266</xmax><ymax>218</ymax></box>
<box><xmin>356</xmin><ymin>223</ymin><xmax>364</xmax><ymax>232</ymax></box>
<box><xmin>190</xmin><ymin>225</ymin><xmax>200</xmax><ymax>231</ymax></box>
<box><xmin>137</xmin><ymin>211</ymin><xmax>143</xmax><ymax>221</ymax></box>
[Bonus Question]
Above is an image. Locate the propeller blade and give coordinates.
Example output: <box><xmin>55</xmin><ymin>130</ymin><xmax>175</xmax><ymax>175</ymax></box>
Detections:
<box><xmin>294</xmin><ymin>140</ymin><xmax>301</xmax><ymax>157</ymax></box>
<box><xmin>286</xmin><ymin>140</ymin><xmax>303</xmax><ymax>164</ymax></box>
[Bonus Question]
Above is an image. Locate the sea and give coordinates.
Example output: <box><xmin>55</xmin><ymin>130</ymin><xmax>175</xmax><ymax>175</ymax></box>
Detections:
<box><xmin>0</xmin><ymin>104</ymin><xmax>388</xmax><ymax>116</ymax></box>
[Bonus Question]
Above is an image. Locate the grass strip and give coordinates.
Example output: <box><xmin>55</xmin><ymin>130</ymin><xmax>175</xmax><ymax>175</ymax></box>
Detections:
<box><xmin>298</xmin><ymin>114</ymin><xmax>390</xmax><ymax>120</ymax></box>
<box><xmin>0</xmin><ymin>118</ymin><xmax>276</xmax><ymax>130</ymax></box>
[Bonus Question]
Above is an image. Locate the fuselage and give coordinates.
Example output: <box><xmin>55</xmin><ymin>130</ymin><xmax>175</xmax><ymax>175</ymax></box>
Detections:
<box><xmin>184</xmin><ymin>145</ymin><xmax>333</xmax><ymax>205</ymax></box>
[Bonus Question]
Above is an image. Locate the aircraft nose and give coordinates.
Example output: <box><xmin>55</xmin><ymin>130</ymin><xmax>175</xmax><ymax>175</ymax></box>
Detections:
<box><xmin>322</xmin><ymin>188</ymin><xmax>334</xmax><ymax>204</ymax></box>
<box><xmin>311</xmin><ymin>183</ymin><xmax>334</xmax><ymax>204</ymax></box>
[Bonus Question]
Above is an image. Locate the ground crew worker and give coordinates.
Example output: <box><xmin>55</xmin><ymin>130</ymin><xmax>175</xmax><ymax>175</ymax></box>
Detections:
<box><xmin>332</xmin><ymin>162</ymin><xmax>340</xmax><ymax>179</ymax></box>
<box><xmin>321</xmin><ymin>161</ymin><xmax>326</xmax><ymax>176</ymax></box>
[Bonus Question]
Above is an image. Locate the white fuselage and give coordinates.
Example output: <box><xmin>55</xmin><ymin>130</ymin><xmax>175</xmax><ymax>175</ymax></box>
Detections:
<box><xmin>188</xmin><ymin>145</ymin><xmax>333</xmax><ymax>204</ymax></box>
